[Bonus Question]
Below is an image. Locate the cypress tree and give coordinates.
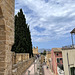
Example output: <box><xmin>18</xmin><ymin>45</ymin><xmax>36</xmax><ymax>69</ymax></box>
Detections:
<box><xmin>27</xmin><ymin>25</ymin><xmax>33</xmax><ymax>57</ymax></box>
<box><xmin>11</xmin><ymin>9</ymin><xmax>33</xmax><ymax>57</ymax></box>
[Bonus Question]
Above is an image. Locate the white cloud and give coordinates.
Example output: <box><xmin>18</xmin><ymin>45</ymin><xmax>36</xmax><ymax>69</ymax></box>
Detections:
<box><xmin>15</xmin><ymin>0</ymin><xmax>75</xmax><ymax>42</ymax></box>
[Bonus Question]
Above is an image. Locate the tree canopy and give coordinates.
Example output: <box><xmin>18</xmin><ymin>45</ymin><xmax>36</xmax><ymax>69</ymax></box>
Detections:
<box><xmin>11</xmin><ymin>9</ymin><xmax>33</xmax><ymax>57</ymax></box>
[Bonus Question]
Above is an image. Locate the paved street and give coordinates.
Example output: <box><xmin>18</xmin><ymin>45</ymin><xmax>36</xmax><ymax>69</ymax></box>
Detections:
<box><xmin>43</xmin><ymin>65</ymin><xmax>54</xmax><ymax>75</ymax></box>
<box><xmin>23</xmin><ymin>58</ymin><xmax>53</xmax><ymax>75</ymax></box>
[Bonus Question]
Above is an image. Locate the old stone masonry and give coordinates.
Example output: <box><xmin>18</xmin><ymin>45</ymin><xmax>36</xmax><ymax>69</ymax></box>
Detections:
<box><xmin>0</xmin><ymin>0</ymin><xmax>15</xmax><ymax>75</ymax></box>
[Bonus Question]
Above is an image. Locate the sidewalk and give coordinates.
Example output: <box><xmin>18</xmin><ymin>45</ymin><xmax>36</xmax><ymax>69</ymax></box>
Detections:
<box><xmin>43</xmin><ymin>65</ymin><xmax>54</xmax><ymax>75</ymax></box>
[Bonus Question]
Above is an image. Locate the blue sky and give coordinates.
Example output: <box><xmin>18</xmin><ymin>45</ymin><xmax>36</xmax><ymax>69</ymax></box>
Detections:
<box><xmin>15</xmin><ymin>0</ymin><xmax>75</xmax><ymax>50</ymax></box>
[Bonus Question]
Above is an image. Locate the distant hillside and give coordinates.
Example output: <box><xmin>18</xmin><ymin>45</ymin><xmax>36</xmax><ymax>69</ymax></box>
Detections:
<box><xmin>38</xmin><ymin>48</ymin><xmax>51</xmax><ymax>53</ymax></box>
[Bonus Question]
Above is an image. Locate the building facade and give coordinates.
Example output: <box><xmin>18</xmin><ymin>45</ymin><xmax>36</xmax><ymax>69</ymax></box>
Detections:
<box><xmin>46</xmin><ymin>51</ymin><xmax>51</xmax><ymax>68</ymax></box>
<box><xmin>62</xmin><ymin>28</ymin><xmax>75</xmax><ymax>75</ymax></box>
<box><xmin>62</xmin><ymin>48</ymin><xmax>75</xmax><ymax>75</ymax></box>
<box><xmin>51</xmin><ymin>48</ymin><xmax>63</xmax><ymax>75</ymax></box>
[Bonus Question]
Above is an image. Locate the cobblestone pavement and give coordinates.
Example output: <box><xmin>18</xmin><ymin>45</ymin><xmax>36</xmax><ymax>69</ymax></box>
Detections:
<box><xmin>43</xmin><ymin>65</ymin><xmax>54</xmax><ymax>75</ymax></box>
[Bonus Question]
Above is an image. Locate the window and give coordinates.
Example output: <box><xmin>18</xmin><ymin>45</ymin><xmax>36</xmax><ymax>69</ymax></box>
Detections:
<box><xmin>70</xmin><ymin>67</ymin><xmax>75</xmax><ymax>75</ymax></box>
<box><xmin>57</xmin><ymin>58</ymin><xmax>60</xmax><ymax>63</ymax></box>
<box><xmin>56</xmin><ymin>53</ymin><xmax>59</xmax><ymax>56</ymax></box>
<box><xmin>60</xmin><ymin>58</ymin><xmax>62</xmax><ymax>60</ymax></box>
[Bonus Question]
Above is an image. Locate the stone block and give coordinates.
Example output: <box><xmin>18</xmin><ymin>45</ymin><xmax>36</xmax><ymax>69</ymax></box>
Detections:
<box><xmin>0</xmin><ymin>72</ymin><xmax>4</xmax><ymax>75</ymax></box>
<box><xmin>0</xmin><ymin>0</ymin><xmax>15</xmax><ymax>75</ymax></box>
<box><xmin>0</xmin><ymin>57</ymin><xmax>5</xmax><ymax>61</ymax></box>
<box><xmin>0</xmin><ymin>19</ymin><xmax>5</xmax><ymax>25</ymax></box>
<box><xmin>0</xmin><ymin>7</ymin><xmax>3</xmax><ymax>17</ymax></box>
<box><xmin>0</xmin><ymin>68</ymin><xmax>5</xmax><ymax>72</ymax></box>
<box><xmin>0</xmin><ymin>36</ymin><xmax>6</xmax><ymax>40</ymax></box>
<box><xmin>0</xmin><ymin>62</ymin><xmax>5</xmax><ymax>67</ymax></box>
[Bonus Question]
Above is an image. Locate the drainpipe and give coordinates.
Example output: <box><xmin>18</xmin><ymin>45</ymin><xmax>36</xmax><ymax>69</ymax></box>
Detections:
<box><xmin>67</xmin><ymin>53</ymin><xmax>70</xmax><ymax>75</ymax></box>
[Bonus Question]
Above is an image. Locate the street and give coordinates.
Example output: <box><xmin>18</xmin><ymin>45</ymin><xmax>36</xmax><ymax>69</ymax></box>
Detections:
<box><xmin>23</xmin><ymin>58</ymin><xmax>53</xmax><ymax>75</ymax></box>
<box><xmin>42</xmin><ymin>65</ymin><xmax>53</xmax><ymax>75</ymax></box>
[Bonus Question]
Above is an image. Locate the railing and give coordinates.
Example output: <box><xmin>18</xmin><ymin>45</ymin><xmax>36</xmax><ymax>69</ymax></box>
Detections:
<box><xmin>62</xmin><ymin>45</ymin><xmax>75</xmax><ymax>50</ymax></box>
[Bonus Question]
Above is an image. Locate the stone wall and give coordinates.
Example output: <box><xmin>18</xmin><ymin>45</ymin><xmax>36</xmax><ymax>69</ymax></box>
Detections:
<box><xmin>12</xmin><ymin>53</ymin><xmax>34</xmax><ymax>75</ymax></box>
<box><xmin>0</xmin><ymin>0</ymin><xmax>34</xmax><ymax>75</ymax></box>
<box><xmin>0</xmin><ymin>0</ymin><xmax>15</xmax><ymax>75</ymax></box>
<box><xmin>12</xmin><ymin>58</ymin><xmax>34</xmax><ymax>75</ymax></box>
<box><xmin>12</xmin><ymin>52</ymin><xmax>29</xmax><ymax>64</ymax></box>
<box><xmin>33</xmin><ymin>46</ymin><xmax>38</xmax><ymax>56</ymax></box>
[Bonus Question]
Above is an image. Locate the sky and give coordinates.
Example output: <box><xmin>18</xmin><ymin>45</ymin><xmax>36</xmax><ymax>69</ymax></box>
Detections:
<box><xmin>15</xmin><ymin>0</ymin><xmax>75</xmax><ymax>50</ymax></box>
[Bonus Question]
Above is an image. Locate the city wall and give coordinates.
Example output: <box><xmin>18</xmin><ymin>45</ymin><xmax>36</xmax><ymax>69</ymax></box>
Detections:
<box><xmin>12</xmin><ymin>52</ymin><xmax>34</xmax><ymax>75</ymax></box>
<box><xmin>0</xmin><ymin>0</ymin><xmax>15</xmax><ymax>75</ymax></box>
<box><xmin>12</xmin><ymin>55</ymin><xmax>34</xmax><ymax>75</ymax></box>
<box><xmin>0</xmin><ymin>0</ymin><xmax>34</xmax><ymax>75</ymax></box>
<box><xmin>12</xmin><ymin>52</ymin><xmax>29</xmax><ymax>64</ymax></box>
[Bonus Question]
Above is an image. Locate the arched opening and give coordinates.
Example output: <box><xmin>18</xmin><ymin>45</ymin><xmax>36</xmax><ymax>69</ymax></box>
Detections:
<box><xmin>70</xmin><ymin>67</ymin><xmax>75</xmax><ymax>75</ymax></box>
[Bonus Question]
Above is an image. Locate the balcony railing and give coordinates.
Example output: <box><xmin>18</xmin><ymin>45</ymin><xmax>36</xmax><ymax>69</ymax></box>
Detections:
<box><xmin>62</xmin><ymin>45</ymin><xmax>75</xmax><ymax>50</ymax></box>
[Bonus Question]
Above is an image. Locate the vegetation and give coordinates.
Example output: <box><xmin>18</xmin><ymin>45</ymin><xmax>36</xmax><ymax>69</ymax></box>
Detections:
<box><xmin>11</xmin><ymin>9</ymin><xmax>33</xmax><ymax>57</ymax></box>
<box><xmin>40</xmin><ymin>50</ymin><xmax>46</xmax><ymax>55</ymax></box>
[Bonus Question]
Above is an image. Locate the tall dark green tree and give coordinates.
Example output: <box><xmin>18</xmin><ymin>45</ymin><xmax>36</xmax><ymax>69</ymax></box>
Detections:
<box><xmin>27</xmin><ymin>26</ymin><xmax>33</xmax><ymax>57</ymax></box>
<box><xmin>11</xmin><ymin>9</ymin><xmax>33</xmax><ymax>57</ymax></box>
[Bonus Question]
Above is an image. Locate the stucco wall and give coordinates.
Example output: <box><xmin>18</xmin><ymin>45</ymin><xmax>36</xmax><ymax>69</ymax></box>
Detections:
<box><xmin>46</xmin><ymin>51</ymin><xmax>51</xmax><ymax>67</ymax></box>
<box><xmin>51</xmin><ymin>49</ymin><xmax>62</xmax><ymax>75</ymax></box>
<box><xmin>62</xmin><ymin>49</ymin><xmax>75</xmax><ymax>75</ymax></box>
<box><xmin>51</xmin><ymin>49</ymin><xmax>56</xmax><ymax>73</ymax></box>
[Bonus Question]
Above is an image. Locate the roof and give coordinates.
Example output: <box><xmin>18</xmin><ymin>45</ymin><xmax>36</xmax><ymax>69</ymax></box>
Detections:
<box><xmin>46</xmin><ymin>51</ymin><xmax>51</xmax><ymax>54</ymax></box>
<box><xmin>70</xmin><ymin>28</ymin><xmax>75</xmax><ymax>33</ymax></box>
<box><xmin>52</xmin><ymin>48</ymin><xmax>62</xmax><ymax>52</ymax></box>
